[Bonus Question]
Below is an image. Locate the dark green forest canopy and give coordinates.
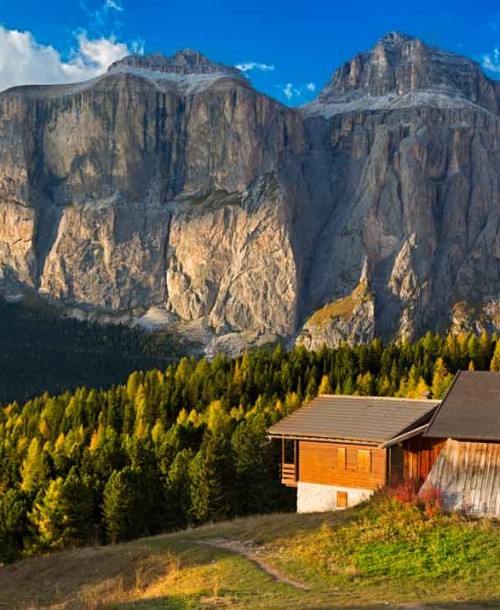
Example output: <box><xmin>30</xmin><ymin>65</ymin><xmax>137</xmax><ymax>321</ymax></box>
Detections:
<box><xmin>1</xmin><ymin>328</ymin><xmax>499</xmax><ymax>562</ymax></box>
<box><xmin>0</xmin><ymin>299</ymin><xmax>188</xmax><ymax>403</ymax></box>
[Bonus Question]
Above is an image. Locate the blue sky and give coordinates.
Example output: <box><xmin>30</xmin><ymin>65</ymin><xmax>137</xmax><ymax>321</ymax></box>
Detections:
<box><xmin>1</xmin><ymin>0</ymin><xmax>500</xmax><ymax>104</ymax></box>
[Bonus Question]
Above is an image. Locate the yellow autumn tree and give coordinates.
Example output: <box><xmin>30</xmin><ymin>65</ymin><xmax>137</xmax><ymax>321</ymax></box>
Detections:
<box><xmin>318</xmin><ymin>374</ymin><xmax>333</xmax><ymax>395</ymax></box>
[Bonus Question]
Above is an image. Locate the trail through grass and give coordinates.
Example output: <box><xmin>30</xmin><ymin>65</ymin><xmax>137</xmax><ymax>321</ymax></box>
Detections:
<box><xmin>0</xmin><ymin>496</ymin><xmax>499</xmax><ymax>610</ymax></box>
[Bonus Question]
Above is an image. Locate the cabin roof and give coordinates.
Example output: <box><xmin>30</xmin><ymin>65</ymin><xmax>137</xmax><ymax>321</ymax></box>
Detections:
<box><xmin>268</xmin><ymin>395</ymin><xmax>440</xmax><ymax>444</ymax></box>
<box><xmin>425</xmin><ymin>371</ymin><xmax>500</xmax><ymax>440</ymax></box>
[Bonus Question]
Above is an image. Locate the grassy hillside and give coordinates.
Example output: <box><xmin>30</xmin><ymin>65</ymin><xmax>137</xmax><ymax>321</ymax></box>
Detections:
<box><xmin>1</xmin><ymin>496</ymin><xmax>499</xmax><ymax>610</ymax></box>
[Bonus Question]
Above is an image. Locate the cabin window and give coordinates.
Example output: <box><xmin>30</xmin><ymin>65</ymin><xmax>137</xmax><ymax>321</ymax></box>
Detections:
<box><xmin>282</xmin><ymin>439</ymin><xmax>296</xmax><ymax>465</ymax></box>
<box><xmin>357</xmin><ymin>449</ymin><xmax>371</xmax><ymax>472</ymax></box>
<box><xmin>337</xmin><ymin>447</ymin><xmax>346</xmax><ymax>469</ymax></box>
<box><xmin>337</xmin><ymin>491</ymin><xmax>348</xmax><ymax>508</ymax></box>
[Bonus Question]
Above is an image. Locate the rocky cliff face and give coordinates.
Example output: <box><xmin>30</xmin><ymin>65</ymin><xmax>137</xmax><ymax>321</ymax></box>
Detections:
<box><xmin>1</xmin><ymin>36</ymin><xmax>500</xmax><ymax>352</ymax></box>
<box><xmin>298</xmin><ymin>32</ymin><xmax>500</xmax><ymax>346</ymax></box>
<box><xmin>0</xmin><ymin>50</ymin><xmax>307</xmax><ymax>351</ymax></box>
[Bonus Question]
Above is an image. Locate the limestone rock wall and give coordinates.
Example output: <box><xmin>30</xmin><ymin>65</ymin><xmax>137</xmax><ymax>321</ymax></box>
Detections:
<box><xmin>1</xmin><ymin>38</ymin><xmax>500</xmax><ymax>352</ymax></box>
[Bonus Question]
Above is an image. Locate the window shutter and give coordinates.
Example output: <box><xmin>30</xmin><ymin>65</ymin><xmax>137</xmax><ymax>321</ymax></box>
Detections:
<box><xmin>357</xmin><ymin>449</ymin><xmax>371</xmax><ymax>472</ymax></box>
<box><xmin>337</xmin><ymin>447</ymin><xmax>346</xmax><ymax>469</ymax></box>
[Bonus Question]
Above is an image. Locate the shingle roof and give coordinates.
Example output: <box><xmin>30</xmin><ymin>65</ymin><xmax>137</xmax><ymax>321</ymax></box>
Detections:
<box><xmin>268</xmin><ymin>395</ymin><xmax>440</xmax><ymax>444</ymax></box>
<box><xmin>425</xmin><ymin>371</ymin><xmax>500</xmax><ymax>440</ymax></box>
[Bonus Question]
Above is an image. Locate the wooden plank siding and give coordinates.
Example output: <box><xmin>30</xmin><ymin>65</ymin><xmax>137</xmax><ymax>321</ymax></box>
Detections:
<box><xmin>421</xmin><ymin>439</ymin><xmax>500</xmax><ymax>517</ymax></box>
<box><xmin>389</xmin><ymin>444</ymin><xmax>404</xmax><ymax>483</ymax></box>
<box><xmin>403</xmin><ymin>437</ymin><xmax>446</xmax><ymax>482</ymax></box>
<box><xmin>299</xmin><ymin>440</ymin><xmax>387</xmax><ymax>489</ymax></box>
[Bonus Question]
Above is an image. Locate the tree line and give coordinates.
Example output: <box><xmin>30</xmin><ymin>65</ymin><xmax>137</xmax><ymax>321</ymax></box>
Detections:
<box><xmin>1</xmin><ymin>330</ymin><xmax>499</xmax><ymax>562</ymax></box>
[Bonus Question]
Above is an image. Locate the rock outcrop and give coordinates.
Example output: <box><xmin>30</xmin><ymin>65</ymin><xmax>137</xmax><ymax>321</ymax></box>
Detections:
<box><xmin>1</xmin><ymin>35</ymin><xmax>500</xmax><ymax>352</ymax></box>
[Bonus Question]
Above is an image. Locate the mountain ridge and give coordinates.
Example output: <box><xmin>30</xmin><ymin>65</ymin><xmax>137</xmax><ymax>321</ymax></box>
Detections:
<box><xmin>1</xmin><ymin>32</ymin><xmax>500</xmax><ymax>354</ymax></box>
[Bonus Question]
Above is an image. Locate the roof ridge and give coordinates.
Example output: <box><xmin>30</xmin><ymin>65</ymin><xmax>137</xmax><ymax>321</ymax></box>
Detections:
<box><xmin>318</xmin><ymin>394</ymin><xmax>440</xmax><ymax>403</ymax></box>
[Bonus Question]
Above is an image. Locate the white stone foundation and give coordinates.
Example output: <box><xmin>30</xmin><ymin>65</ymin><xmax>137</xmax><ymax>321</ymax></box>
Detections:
<box><xmin>296</xmin><ymin>482</ymin><xmax>374</xmax><ymax>513</ymax></box>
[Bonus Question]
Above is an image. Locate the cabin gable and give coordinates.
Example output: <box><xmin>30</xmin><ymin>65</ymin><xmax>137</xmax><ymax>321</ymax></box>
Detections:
<box><xmin>421</xmin><ymin>439</ymin><xmax>500</xmax><ymax>517</ymax></box>
<box><xmin>421</xmin><ymin>371</ymin><xmax>500</xmax><ymax>517</ymax></box>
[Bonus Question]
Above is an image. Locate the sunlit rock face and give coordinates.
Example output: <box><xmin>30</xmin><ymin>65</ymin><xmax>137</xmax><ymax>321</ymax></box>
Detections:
<box><xmin>1</xmin><ymin>35</ymin><xmax>500</xmax><ymax>352</ymax></box>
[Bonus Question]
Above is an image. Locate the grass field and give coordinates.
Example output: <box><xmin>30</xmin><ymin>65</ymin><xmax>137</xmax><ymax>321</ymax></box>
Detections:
<box><xmin>1</xmin><ymin>496</ymin><xmax>499</xmax><ymax>610</ymax></box>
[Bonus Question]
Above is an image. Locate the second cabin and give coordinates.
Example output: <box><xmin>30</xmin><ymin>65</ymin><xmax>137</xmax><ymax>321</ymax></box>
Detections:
<box><xmin>268</xmin><ymin>394</ymin><xmax>441</xmax><ymax>513</ymax></box>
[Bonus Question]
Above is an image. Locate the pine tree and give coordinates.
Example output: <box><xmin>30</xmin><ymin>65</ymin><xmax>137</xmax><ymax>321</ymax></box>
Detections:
<box><xmin>134</xmin><ymin>384</ymin><xmax>150</xmax><ymax>440</ymax></box>
<box><xmin>126</xmin><ymin>371</ymin><xmax>142</xmax><ymax>402</ymax></box>
<box><xmin>406</xmin><ymin>377</ymin><xmax>431</xmax><ymax>399</ymax></box>
<box><xmin>467</xmin><ymin>334</ymin><xmax>480</xmax><ymax>369</ymax></box>
<box><xmin>342</xmin><ymin>376</ymin><xmax>355</xmax><ymax>395</ymax></box>
<box><xmin>0</xmin><ymin>489</ymin><xmax>27</xmax><ymax>562</ymax></box>
<box><xmin>357</xmin><ymin>371</ymin><xmax>375</xmax><ymax>396</ymax></box>
<box><xmin>189</xmin><ymin>432</ymin><xmax>235</xmax><ymax>524</ymax></box>
<box><xmin>431</xmin><ymin>357</ymin><xmax>454</xmax><ymax>398</ymax></box>
<box><xmin>318</xmin><ymin>374</ymin><xmax>333</xmax><ymax>395</ymax></box>
<box><xmin>103</xmin><ymin>467</ymin><xmax>155</xmax><ymax>543</ymax></box>
<box><xmin>478</xmin><ymin>331</ymin><xmax>492</xmax><ymax>369</ymax></box>
<box><xmin>20</xmin><ymin>438</ymin><xmax>49</xmax><ymax>495</ymax></box>
<box><xmin>166</xmin><ymin>448</ymin><xmax>193</xmax><ymax>529</ymax></box>
<box><xmin>28</xmin><ymin>472</ymin><xmax>93</xmax><ymax>552</ymax></box>
<box><xmin>231</xmin><ymin>416</ymin><xmax>279</xmax><ymax>515</ymax></box>
<box><xmin>490</xmin><ymin>341</ymin><xmax>500</xmax><ymax>371</ymax></box>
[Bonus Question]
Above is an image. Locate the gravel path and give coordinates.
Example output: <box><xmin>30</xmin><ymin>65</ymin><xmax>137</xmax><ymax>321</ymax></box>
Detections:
<box><xmin>199</xmin><ymin>537</ymin><xmax>309</xmax><ymax>590</ymax></box>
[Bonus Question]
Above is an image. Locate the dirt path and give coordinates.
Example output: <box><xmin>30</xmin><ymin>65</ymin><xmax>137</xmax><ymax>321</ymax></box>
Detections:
<box><xmin>199</xmin><ymin>538</ymin><xmax>309</xmax><ymax>590</ymax></box>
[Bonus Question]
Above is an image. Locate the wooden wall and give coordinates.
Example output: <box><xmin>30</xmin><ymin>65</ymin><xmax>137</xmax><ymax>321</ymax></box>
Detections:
<box><xmin>421</xmin><ymin>439</ymin><xmax>500</xmax><ymax>517</ymax></box>
<box><xmin>299</xmin><ymin>440</ymin><xmax>387</xmax><ymax>489</ymax></box>
<box><xmin>403</xmin><ymin>437</ymin><xmax>446</xmax><ymax>482</ymax></box>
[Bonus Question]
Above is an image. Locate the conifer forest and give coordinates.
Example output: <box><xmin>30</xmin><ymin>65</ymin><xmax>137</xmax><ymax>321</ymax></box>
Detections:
<box><xmin>1</xmin><ymin>325</ymin><xmax>499</xmax><ymax>562</ymax></box>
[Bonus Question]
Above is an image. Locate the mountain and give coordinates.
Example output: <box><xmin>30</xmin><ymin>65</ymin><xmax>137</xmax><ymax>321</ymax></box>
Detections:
<box><xmin>298</xmin><ymin>31</ymin><xmax>500</xmax><ymax>348</ymax></box>
<box><xmin>1</xmin><ymin>34</ymin><xmax>500</xmax><ymax>353</ymax></box>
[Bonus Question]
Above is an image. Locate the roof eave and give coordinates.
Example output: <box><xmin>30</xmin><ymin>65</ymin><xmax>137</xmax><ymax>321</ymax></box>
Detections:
<box><xmin>268</xmin><ymin>432</ymin><xmax>381</xmax><ymax>445</ymax></box>
<box><xmin>378</xmin><ymin>423</ymin><xmax>430</xmax><ymax>448</ymax></box>
<box><xmin>425</xmin><ymin>433</ymin><xmax>500</xmax><ymax>442</ymax></box>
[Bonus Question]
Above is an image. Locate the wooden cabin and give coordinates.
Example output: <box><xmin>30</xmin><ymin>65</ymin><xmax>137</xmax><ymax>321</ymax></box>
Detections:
<box><xmin>421</xmin><ymin>371</ymin><xmax>500</xmax><ymax>517</ymax></box>
<box><xmin>268</xmin><ymin>395</ymin><xmax>440</xmax><ymax>513</ymax></box>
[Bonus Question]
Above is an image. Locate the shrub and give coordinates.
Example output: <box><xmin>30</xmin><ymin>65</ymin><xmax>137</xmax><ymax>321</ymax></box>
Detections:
<box><xmin>383</xmin><ymin>479</ymin><xmax>420</xmax><ymax>505</ymax></box>
<box><xmin>419</xmin><ymin>485</ymin><xmax>444</xmax><ymax>516</ymax></box>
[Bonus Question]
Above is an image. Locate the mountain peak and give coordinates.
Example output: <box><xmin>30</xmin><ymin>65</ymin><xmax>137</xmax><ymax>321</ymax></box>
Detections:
<box><xmin>313</xmin><ymin>31</ymin><xmax>498</xmax><ymax>113</ymax></box>
<box><xmin>108</xmin><ymin>51</ymin><xmax>242</xmax><ymax>78</ymax></box>
<box><xmin>376</xmin><ymin>31</ymin><xmax>417</xmax><ymax>46</ymax></box>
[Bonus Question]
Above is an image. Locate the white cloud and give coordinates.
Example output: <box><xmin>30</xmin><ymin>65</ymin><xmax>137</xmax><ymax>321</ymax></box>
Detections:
<box><xmin>105</xmin><ymin>0</ymin><xmax>124</xmax><ymax>11</ymax></box>
<box><xmin>0</xmin><ymin>26</ymin><xmax>141</xmax><ymax>92</ymax></box>
<box><xmin>482</xmin><ymin>46</ymin><xmax>500</xmax><ymax>72</ymax></box>
<box><xmin>235</xmin><ymin>61</ymin><xmax>275</xmax><ymax>73</ymax></box>
<box><xmin>280</xmin><ymin>81</ymin><xmax>317</xmax><ymax>102</ymax></box>
<box><xmin>283</xmin><ymin>83</ymin><xmax>294</xmax><ymax>100</ymax></box>
<box><xmin>282</xmin><ymin>82</ymin><xmax>304</xmax><ymax>100</ymax></box>
<box><xmin>80</xmin><ymin>0</ymin><xmax>125</xmax><ymax>29</ymax></box>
